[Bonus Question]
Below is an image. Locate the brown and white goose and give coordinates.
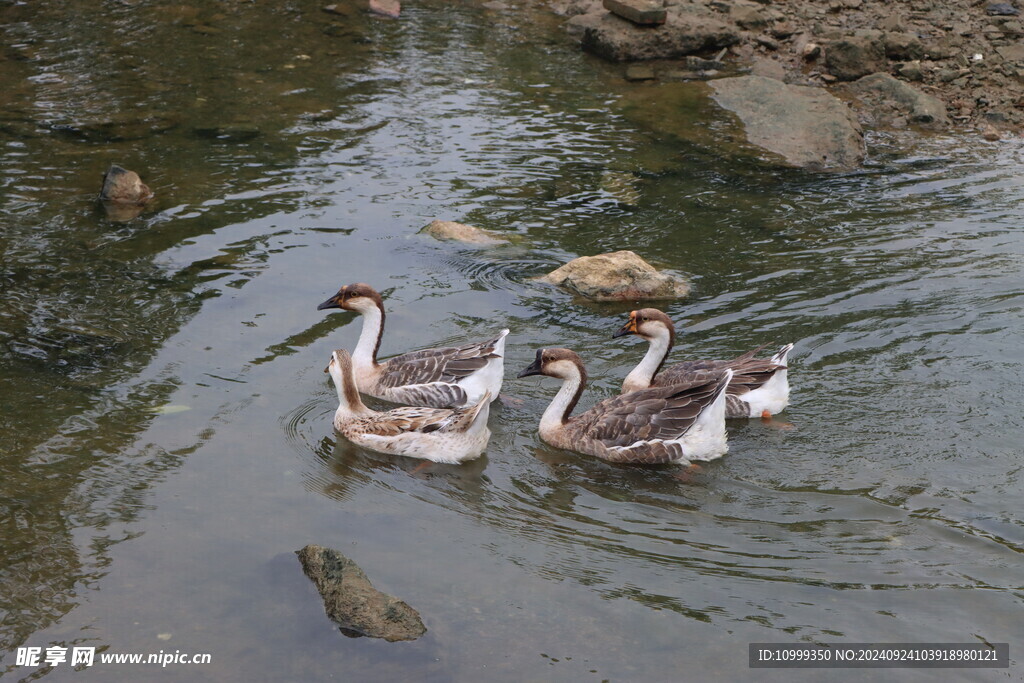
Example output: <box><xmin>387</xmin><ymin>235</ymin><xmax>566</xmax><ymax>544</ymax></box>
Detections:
<box><xmin>317</xmin><ymin>283</ymin><xmax>508</xmax><ymax>409</ymax></box>
<box><xmin>516</xmin><ymin>348</ymin><xmax>732</xmax><ymax>465</ymax></box>
<box><xmin>613</xmin><ymin>308</ymin><xmax>793</xmax><ymax>419</ymax></box>
<box><xmin>327</xmin><ymin>349</ymin><xmax>491</xmax><ymax>463</ymax></box>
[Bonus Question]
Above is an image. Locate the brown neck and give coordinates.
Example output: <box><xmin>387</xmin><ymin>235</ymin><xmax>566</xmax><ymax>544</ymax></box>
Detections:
<box><xmin>334</xmin><ymin>353</ymin><xmax>367</xmax><ymax>412</ymax></box>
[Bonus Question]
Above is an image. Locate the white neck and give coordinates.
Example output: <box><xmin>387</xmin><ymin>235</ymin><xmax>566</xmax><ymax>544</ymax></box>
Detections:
<box><xmin>622</xmin><ymin>327</ymin><xmax>672</xmax><ymax>392</ymax></box>
<box><xmin>352</xmin><ymin>303</ymin><xmax>383</xmax><ymax>370</ymax></box>
<box><xmin>539</xmin><ymin>366</ymin><xmax>583</xmax><ymax>441</ymax></box>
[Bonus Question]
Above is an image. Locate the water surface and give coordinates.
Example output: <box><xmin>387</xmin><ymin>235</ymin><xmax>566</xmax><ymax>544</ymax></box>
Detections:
<box><xmin>1</xmin><ymin>1</ymin><xmax>1022</xmax><ymax>680</ymax></box>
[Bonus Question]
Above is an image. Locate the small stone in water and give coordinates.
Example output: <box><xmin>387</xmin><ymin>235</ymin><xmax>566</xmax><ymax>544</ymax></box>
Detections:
<box><xmin>150</xmin><ymin>405</ymin><xmax>191</xmax><ymax>415</ymax></box>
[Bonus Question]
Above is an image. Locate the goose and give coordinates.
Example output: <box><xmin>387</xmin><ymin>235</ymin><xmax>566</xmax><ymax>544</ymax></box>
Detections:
<box><xmin>613</xmin><ymin>308</ymin><xmax>793</xmax><ymax>419</ymax></box>
<box><xmin>516</xmin><ymin>348</ymin><xmax>732</xmax><ymax>465</ymax></box>
<box><xmin>317</xmin><ymin>283</ymin><xmax>508</xmax><ymax>408</ymax></box>
<box><xmin>327</xmin><ymin>348</ymin><xmax>491</xmax><ymax>463</ymax></box>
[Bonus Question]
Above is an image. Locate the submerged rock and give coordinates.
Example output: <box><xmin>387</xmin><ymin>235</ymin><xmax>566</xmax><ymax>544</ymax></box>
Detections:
<box><xmin>99</xmin><ymin>165</ymin><xmax>153</xmax><ymax>221</ymax></box>
<box><xmin>297</xmin><ymin>544</ymin><xmax>426</xmax><ymax>642</ymax></box>
<box><xmin>539</xmin><ymin>250</ymin><xmax>690</xmax><ymax>301</ymax></box>
<box><xmin>578</xmin><ymin>10</ymin><xmax>739</xmax><ymax>61</ymax></box>
<box><xmin>420</xmin><ymin>220</ymin><xmax>507</xmax><ymax>245</ymax></box>
<box><xmin>708</xmin><ymin>75</ymin><xmax>865</xmax><ymax>170</ymax></box>
<box><xmin>846</xmin><ymin>73</ymin><xmax>949</xmax><ymax>127</ymax></box>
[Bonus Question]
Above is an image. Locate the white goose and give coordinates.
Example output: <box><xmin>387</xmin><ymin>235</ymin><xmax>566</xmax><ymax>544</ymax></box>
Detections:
<box><xmin>613</xmin><ymin>309</ymin><xmax>793</xmax><ymax>419</ymax></box>
<box><xmin>317</xmin><ymin>283</ymin><xmax>508</xmax><ymax>408</ymax></box>
<box><xmin>327</xmin><ymin>349</ymin><xmax>491</xmax><ymax>463</ymax></box>
<box><xmin>517</xmin><ymin>348</ymin><xmax>732</xmax><ymax>465</ymax></box>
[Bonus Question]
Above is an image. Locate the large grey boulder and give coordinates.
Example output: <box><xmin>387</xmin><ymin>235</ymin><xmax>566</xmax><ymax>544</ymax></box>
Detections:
<box><xmin>708</xmin><ymin>75</ymin><xmax>865</xmax><ymax>170</ymax></box>
<box><xmin>297</xmin><ymin>544</ymin><xmax>426</xmax><ymax>642</ymax></box>
<box><xmin>539</xmin><ymin>251</ymin><xmax>690</xmax><ymax>301</ymax></box>
<box><xmin>578</xmin><ymin>9</ymin><xmax>739</xmax><ymax>61</ymax></box>
<box><xmin>846</xmin><ymin>73</ymin><xmax>949</xmax><ymax>127</ymax></box>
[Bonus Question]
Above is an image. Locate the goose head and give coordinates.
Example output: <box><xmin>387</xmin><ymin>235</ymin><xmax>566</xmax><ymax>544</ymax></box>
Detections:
<box><xmin>612</xmin><ymin>308</ymin><xmax>676</xmax><ymax>343</ymax></box>
<box><xmin>516</xmin><ymin>348</ymin><xmax>585</xmax><ymax>381</ymax></box>
<box><xmin>317</xmin><ymin>282</ymin><xmax>384</xmax><ymax>315</ymax></box>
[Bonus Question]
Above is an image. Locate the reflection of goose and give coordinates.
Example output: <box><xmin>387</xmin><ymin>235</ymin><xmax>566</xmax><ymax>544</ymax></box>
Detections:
<box><xmin>516</xmin><ymin>348</ymin><xmax>731</xmax><ymax>465</ymax></box>
<box><xmin>613</xmin><ymin>309</ymin><xmax>793</xmax><ymax>419</ymax></box>
<box><xmin>327</xmin><ymin>349</ymin><xmax>491</xmax><ymax>464</ymax></box>
<box><xmin>317</xmin><ymin>283</ymin><xmax>508</xmax><ymax>408</ymax></box>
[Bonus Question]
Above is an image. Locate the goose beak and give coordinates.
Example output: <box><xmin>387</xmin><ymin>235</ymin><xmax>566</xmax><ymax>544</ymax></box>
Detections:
<box><xmin>612</xmin><ymin>318</ymin><xmax>637</xmax><ymax>339</ymax></box>
<box><xmin>516</xmin><ymin>357</ymin><xmax>543</xmax><ymax>378</ymax></box>
<box><xmin>317</xmin><ymin>295</ymin><xmax>341</xmax><ymax>311</ymax></box>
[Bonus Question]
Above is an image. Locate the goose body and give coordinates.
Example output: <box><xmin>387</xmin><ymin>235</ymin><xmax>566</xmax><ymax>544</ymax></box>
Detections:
<box><xmin>318</xmin><ymin>283</ymin><xmax>508</xmax><ymax>408</ymax></box>
<box><xmin>517</xmin><ymin>348</ymin><xmax>731</xmax><ymax>465</ymax></box>
<box><xmin>614</xmin><ymin>309</ymin><xmax>793</xmax><ymax>419</ymax></box>
<box><xmin>327</xmin><ymin>349</ymin><xmax>491</xmax><ymax>463</ymax></box>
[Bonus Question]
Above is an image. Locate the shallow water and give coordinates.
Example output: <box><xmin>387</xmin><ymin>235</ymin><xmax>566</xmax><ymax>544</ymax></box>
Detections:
<box><xmin>1</xmin><ymin>0</ymin><xmax>1022</xmax><ymax>680</ymax></box>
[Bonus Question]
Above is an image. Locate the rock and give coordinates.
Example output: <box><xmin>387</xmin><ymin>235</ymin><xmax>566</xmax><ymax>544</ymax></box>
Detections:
<box><xmin>801</xmin><ymin>41</ymin><xmax>822</xmax><ymax>60</ymax></box>
<box><xmin>420</xmin><ymin>220</ymin><xmax>506</xmax><ymax>245</ymax></box>
<box><xmin>825</xmin><ymin>35</ymin><xmax>885</xmax><ymax>80</ymax></box>
<box><xmin>560</xmin><ymin>0</ymin><xmax>603</xmax><ymax>16</ymax></box>
<box><xmin>987</xmin><ymin>2</ymin><xmax>1019</xmax><ymax>16</ymax></box>
<box><xmin>99</xmin><ymin>164</ymin><xmax>152</xmax><ymax>204</ymax></box>
<box><xmin>625</xmin><ymin>64</ymin><xmax>657</xmax><ymax>80</ymax></box>
<box><xmin>599</xmin><ymin>170</ymin><xmax>641</xmax><ymax>205</ymax></box>
<box><xmin>192</xmin><ymin>124</ymin><xmax>260</xmax><ymax>142</ymax></box>
<box><xmin>750</xmin><ymin>57</ymin><xmax>786</xmax><ymax>80</ymax></box>
<box><xmin>731</xmin><ymin>4</ymin><xmax>769</xmax><ymax>29</ymax></box>
<box><xmin>99</xmin><ymin>165</ymin><xmax>153</xmax><ymax>220</ymax></box>
<box><xmin>883</xmin><ymin>32</ymin><xmax>924</xmax><ymax>61</ymax></box>
<box><xmin>981</xmin><ymin>124</ymin><xmax>1001</xmax><ymax>140</ymax></box>
<box><xmin>996</xmin><ymin>44</ymin><xmax>1024</xmax><ymax>61</ymax></box>
<box><xmin>297</xmin><ymin>545</ymin><xmax>426</xmax><ymax>642</ymax></box>
<box><xmin>603</xmin><ymin>0</ymin><xmax>666</xmax><ymax>26</ymax></box>
<box><xmin>847</xmin><ymin>73</ymin><xmax>949</xmax><ymax>126</ymax></box>
<box><xmin>708</xmin><ymin>75</ymin><xmax>865</xmax><ymax>170</ymax></box>
<box><xmin>579</xmin><ymin>10</ymin><xmax>739</xmax><ymax>62</ymax></box>
<box><xmin>322</xmin><ymin>3</ymin><xmax>356</xmax><ymax>16</ymax></box>
<box><xmin>369</xmin><ymin>0</ymin><xmax>400</xmax><ymax>18</ymax></box>
<box><xmin>539</xmin><ymin>251</ymin><xmax>690</xmax><ymax>301</ymax></box>
<box><xmin>896</xmin><ymin>60</ymin><xmax>924</xmax><ymax>81</ymax></box>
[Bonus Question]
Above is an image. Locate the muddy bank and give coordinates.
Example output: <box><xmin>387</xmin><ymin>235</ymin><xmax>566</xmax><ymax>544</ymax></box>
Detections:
<box><xmin>546</xmin><ymin>0</ymin><xmax>1024</xmax><ymax>139</ymax></box>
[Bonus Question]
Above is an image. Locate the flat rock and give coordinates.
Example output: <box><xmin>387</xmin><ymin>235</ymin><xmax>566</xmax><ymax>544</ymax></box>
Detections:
<box><xmin>539</xmin><ymin>250</ymin><xmax>690</xmax><ymax>301</ymax></box>
<box><xmin>987</xmin><ymin>2</ymin><xmax>1020</xmax><ymax>16</ymax></box>
<box><xmin>847</xmin><ymin>72</ymin><xmax>949</xmax><ymax>127</ymax></box>
<box><xmin>996</xmin><ymin>44</ymin><xmax>1024</xmax><ymax>62</ymax></box>
<box><xmin>369</xmin><ymin>0</ymin><xmax>400</xmax><ymax>17</ymax></box>
<box><xmin>579</xmin><ymin>9</ymin><xmax>739</xmax><ymax>61</ymax></box>
<box><xmin>420</xmin><ymin>220</ymin><xmax>507</xmax><ymax>245</ymax></box>
<box><xmin>297</xmin><ymin>545</ymin><xmax>426</xmax><ymax>642</ymax></box>
<box><xmin>709</xmin><ymin>75</ymin><xmax>865</xmax><ymax>170</ymax></box>
<box><xmin>603</xmin><ymin>0</ymin><xmax>666</xmax><ymax>26</ymax></box>
<box><xmin>825</xmin><ymin>35</ymin><xmax>885</xmax><ymax>81</ymax></box>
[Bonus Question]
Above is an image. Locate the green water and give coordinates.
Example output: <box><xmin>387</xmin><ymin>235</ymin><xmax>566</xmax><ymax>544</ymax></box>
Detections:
<box><xmin>1</xmin><ymin>1</ymin><xmax>1022</xmax><ymax>680</ymax></box>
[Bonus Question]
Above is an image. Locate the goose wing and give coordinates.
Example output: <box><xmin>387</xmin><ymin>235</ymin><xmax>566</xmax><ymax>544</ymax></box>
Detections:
<box><xmin>357</xmin><ymin>406</ymin><xmax>459</xmax><ymax>437</ymax></box>
<box><xmin>569</xmin><ymin>378</ymin><xmax>725</xmax><ymax>449</ymax></box>
<box><xmin>656</xmin><ymin>345</ymin><xmax>781</xmax><ymax>394</ymax></box>
<box><xmin>377</xmin><ymin>330</ymin><xmax>507</xmax><ymax>389</ymax></box>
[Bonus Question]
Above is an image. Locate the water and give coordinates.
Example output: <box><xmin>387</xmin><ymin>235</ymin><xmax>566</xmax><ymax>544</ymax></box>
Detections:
<box><xmin>1</xmin><ymin>1</ymin><xmax>1022</xmax><ymax>680</ymax></box>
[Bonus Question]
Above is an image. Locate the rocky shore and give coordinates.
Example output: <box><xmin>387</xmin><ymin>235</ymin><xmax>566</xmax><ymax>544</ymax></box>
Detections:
<box><xmin>546</xmin><ymin>0</ymin><xmax>1023</xmax><ymax>149</ymax></box>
